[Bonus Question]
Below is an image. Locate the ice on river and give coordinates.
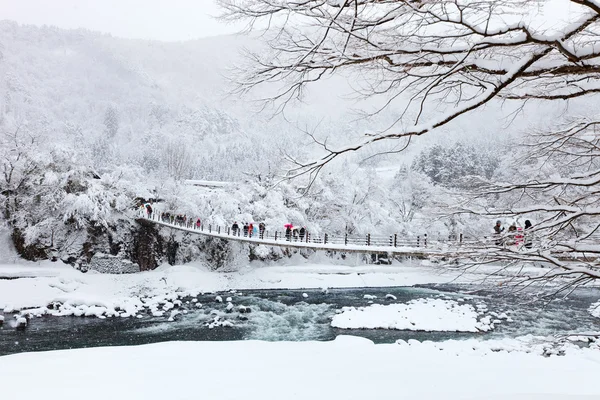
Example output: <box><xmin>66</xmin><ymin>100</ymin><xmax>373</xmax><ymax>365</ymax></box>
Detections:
<box><xmin>331</xmin><ymin>298</ymin><xmax>500</xmax><ymax>332</ymax></box>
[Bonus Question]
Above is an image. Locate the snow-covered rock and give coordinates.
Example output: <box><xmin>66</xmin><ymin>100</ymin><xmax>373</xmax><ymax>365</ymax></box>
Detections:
<box><xmin>207</xmin><ymin>316</ymin><xmax>234</xmax><ymax>329</ymax></box>
<box><xmin>215</xmin><ymin>296</ymin><xmax>223</xmax><ymax>303</ymax></box>
<box><xmin>168</xmin><ymin>310</ymin><xmax>181</xmax><ymax>322</ymax></box>
<box><xmin>238</xmin><ymin>305</ymin><xmax>251</xmax><ymax>314</ymax></box>
<box><xmin>567</xmin><ymin>336</ymin><xmax>592</xmax><ymax>343</ymax></box>
<box><xmin>225</xmin><ymin>297</ymin><xmax>232</xmax><ymax>302</ymax></box>
<box><xmin>15</xmin><ymin>316</ymin><xmax>27</xmax><ymax>330</ymax></box>
<box><xmin>364</xmin><ymin>295</ymin><xmax>377</xmax><ymax>300</ymax></box>
<box><xmin>302</xmin><ymin>293</ymin><xmax>308</xmax><ymax>298</ymax></box>
<box><xmin>332</xmin><ymin>298</ymin><xmax>494</xmax><ymax>333</ymax></box>
<box><xmin>385</xmin><ymin>294</ymin><xmax>397</xmax><ymax>300</ymax></box>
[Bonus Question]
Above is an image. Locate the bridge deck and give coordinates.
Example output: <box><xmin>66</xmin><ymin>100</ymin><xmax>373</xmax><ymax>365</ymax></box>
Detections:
<box><xmin>137</xmin><ymin>214</ymin><xmax>455</xmax><ymax>257</ymax></box>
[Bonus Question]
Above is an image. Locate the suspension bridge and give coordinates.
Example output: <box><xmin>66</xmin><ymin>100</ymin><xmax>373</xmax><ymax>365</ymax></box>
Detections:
<box><xmin>137</xmin><ymin>212</ymin><xmax>473</xmax><ymax>259</ymax></box>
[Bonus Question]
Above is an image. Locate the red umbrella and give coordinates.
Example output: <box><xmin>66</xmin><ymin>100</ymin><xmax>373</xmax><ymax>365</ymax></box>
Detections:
<box><xmin>284</xmin><ymin>223</ymin><xmax>293</xmax><ymax>229</ymax></box>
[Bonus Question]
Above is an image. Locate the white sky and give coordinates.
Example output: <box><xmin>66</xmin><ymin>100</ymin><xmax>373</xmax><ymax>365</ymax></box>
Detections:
<box><xmin>0</xmin><ymin>0</ymin><xmax>243</xmax><ymax>41</ymax></box>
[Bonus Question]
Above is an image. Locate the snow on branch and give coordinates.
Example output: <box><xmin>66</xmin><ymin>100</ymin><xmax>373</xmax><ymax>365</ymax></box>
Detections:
<box><xmin>219</xmin><ymin>0</ymin><xmax>600</xmax><ymax>180</ymax></box>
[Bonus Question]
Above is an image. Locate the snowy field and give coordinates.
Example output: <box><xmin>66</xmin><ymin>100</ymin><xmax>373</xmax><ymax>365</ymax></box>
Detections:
<box><xmin>0</xmin><ymin>336</ymin><xmax>599</xmax><ymax>400</ymax></box>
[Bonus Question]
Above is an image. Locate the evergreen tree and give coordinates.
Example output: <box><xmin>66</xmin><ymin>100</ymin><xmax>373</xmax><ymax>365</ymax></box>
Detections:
<box><xmin>103</xmin><ymin>105</ymin><xmax>119</xmax><ymax>138</ymax></box>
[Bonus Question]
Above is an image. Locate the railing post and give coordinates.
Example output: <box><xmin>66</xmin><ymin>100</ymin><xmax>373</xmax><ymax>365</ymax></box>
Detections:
<box><xmin>367</xmin><ymin>234</ymin><xmax>371</xmax><ymax>246</ymax></box>
<box><xmin>324</xmin><ymin>233</ymin><xmax>328</xmax><ymax>244</ymax></box>
<box><xmin>417</xmin><ymin>236</ymin><xmax>420</xmax><ymax>247</ymax></box>
<box><xmin>218</xmin><ymin>226</ymin><xmax>221</xmax><ymax>234</ymax></box>
<box><xmin>201</xmin><ymin>224</ymin><xmax>204</xmax><ymax>231</ymax></box>
<box><xmin>459</xmin><ymin>233</ymin><xmax>463</xmax><ymax>244</ymax></box>
<box><xmin>209</xmin><ymin>224</ymin><xmax>211</xmax><ymax>233</ymax></box>
<box><xmin>275</xmin><ymin>231</ymin><xmax>278</xmax><ymax>241</ymax></box>
<box><xmin>424</xmin><ymin>234</ymin><xmax>428</xmax><ymax>247</ymax></box>
<box><xmin>227</xmin><ymin>227</ymin><xmax>230</xmax><ymax>235</ymax></box>
<box><xmin>394</xmin><ymin>234</ymin><xmax>397</xmax><ymax>248</ymax></box>
<box><xmin>344</xmin><ymin>234</ymin><xmax>348</xmax><ymax>245</ymax></box>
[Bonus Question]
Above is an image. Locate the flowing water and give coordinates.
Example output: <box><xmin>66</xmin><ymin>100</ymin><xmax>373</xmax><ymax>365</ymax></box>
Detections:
<box><xmin>0</xmin><ymin>285</ymin><xmax>598</xmax><ymax>356</ymax></box>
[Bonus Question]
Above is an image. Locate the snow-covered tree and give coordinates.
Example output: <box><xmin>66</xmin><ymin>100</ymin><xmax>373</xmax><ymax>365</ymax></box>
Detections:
<box><xmin>412</xmin><ymin>143</ymin><xmax>499</xmax><ymax>188</ymax></box>
<box><xmin>390</xmin><ymin>166</ymin><xmax>432</xmax><ymax>223</ymax></box>
<box><xmin>103</xmin><ymin>105</ymin><xmax>119</xmax><ymax>138</ymax></box>
<box><xmin>219</xmin><ymin>0</ymin><xmax>600</xmax><ymax>179</ymax></box>
<box><xmin>0</xmin><ymin>119</ymin><xmax>42</xmax><ymax>222</ymax></box>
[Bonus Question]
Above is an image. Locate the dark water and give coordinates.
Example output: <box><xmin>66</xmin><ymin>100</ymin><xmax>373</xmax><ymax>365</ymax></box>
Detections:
<box><xmin>0</xmin><ymin>285</ymin><xmax>598</xmax><ymax>356</ymax></box>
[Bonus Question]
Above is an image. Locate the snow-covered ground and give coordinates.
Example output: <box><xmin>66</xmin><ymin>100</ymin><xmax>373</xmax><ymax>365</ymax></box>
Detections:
<box><xmin>0</xmin><ymin>336</ymin><xmax>599</xmax><ymax>400</ymax></box>
<box><xmin>0</xmin><ymin>260</ymin><xmax>464</xmax><ymax>314</ymax></box>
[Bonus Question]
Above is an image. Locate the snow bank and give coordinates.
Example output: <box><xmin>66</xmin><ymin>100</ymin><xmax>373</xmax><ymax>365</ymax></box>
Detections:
<box><xmin>332</xmin><ymin>299</ymin><xmax>503</xmax><ymax>332</ymax></box>
<box><xmin>0</xmin><ymin>337</ymin><xmax>598</xmax><ymax>400</ymax></box>
<box><xmin>0</xmin><ymin>262</ymin><xmax>73</xmax><ymax>279</ymax></box>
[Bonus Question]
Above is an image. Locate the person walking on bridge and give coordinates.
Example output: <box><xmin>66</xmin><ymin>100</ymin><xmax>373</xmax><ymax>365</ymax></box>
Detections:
<box><xmin>243</xmin><ymin>223</ymin><xmax>249</xmax><ymax>237</ymax></box>
<box><xmin>232</xmin><ymin>221</ymin><xmax>239</xmax><ymax>236</ymax></box>
<box><xmin>524</xmin><ymin>220</ymin><xmax>533</xmax><ymax>249</ymax></box>
<box><xmin>494</xmin><ymin>220</ymin><xmax>504</xmax><ymax>245</ymax></box>
<box><xmin>259</xmin><ymin>222</ymin><xmax>266</xmax><ymax>239</ymax></box>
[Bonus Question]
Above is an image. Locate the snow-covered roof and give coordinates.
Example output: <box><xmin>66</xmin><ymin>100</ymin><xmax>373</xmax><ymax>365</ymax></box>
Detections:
<box><xmin>184</xmin><ymin>180</ymin><xmax>232</xmax><ymax>188</ymax></box>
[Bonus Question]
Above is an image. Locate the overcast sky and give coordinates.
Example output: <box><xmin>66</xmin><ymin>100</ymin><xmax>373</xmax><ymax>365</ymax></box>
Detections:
<box><xmin>0</xmin><ymin>0</ymin><xmax>243</xmax><ymax>41</ymax></box>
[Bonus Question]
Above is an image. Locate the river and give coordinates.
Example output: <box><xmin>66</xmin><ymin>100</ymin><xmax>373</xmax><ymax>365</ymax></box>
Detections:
<box><xmin>1</xmin><ymin>284</ymin><xmax>598</xmax><ymax>356</ymax></box>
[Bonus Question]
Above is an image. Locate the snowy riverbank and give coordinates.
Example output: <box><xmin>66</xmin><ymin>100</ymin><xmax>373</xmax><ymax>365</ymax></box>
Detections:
<box><xmin>1</xmin><ymin>336</ymin><xmax>599</xmax><ymax>400</ymax></box>
<box><xmin>0</xmin><ymin>260</ymin><xmax>464</xmax><ymax>314</ymax></box>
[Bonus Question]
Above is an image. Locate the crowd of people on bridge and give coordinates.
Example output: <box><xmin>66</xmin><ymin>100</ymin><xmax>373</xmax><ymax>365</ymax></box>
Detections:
<box><xmin>142</xmin><ymin>204</ymin><xmax>308</xmax><ymax>241</ymax></box>
<box><xmin>493</xmin><ymin>219</ymin><xmax>533</xmax><ymax>248</ymax></box>
<box><xmin>144</xmin><ymin>204</ymin><xmax>534</xmax><ymax>249</ymax></box>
